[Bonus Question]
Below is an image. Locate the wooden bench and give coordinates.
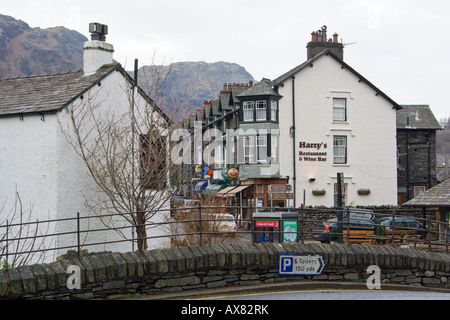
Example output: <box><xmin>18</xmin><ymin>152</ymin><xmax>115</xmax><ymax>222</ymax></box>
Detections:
<box><xmin>370</xmin><ymin>230</ymin><xmax>422</xmax><ymax>244</ymax></box>
<box><xmin>343</xmin><ymin>230</ymin><xmax>375</xmax><ymax>244</ymax></box>
<box><xmin>386</xmin><ymin>230</ymin><xmax>421</xmax><ymax>243</ymax></box>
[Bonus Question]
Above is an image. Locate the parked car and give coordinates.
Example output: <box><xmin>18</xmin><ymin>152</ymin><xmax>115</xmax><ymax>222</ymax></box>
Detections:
<box><xmin>181</xmin><ymin>199</ymin><xmax>200</xmax><ymax>214</ymax></box>
<box><xmin>212</xmin><ymin>213</ymin><xmax>238</xmax><ymax>232</ymax></box>
<box><xmin>170</xmin><ymin>194</ymin><xmax>184</xmax><ymax>216</ymax></box>
<box><xmin>379</xmin><ymin>217</ymin><xmax>429</xmax><ymax>236</ymax></box>
<box><xmin>312</xmin><ymin>217</ymin><xmax>376</xmax><ymax>243</ymax></box>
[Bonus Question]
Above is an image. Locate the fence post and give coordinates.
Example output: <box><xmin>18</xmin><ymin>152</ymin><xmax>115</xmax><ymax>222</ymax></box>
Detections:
<box><xmin>391</xmin><ymin>210</ymin><xmax>396</xmax><ymax>244</ymax></box>
<box><xmin>427</xmin><ymin>216</ymin><xmax>431</xmax><ymax>251</ymax></box>
<box><xmin>445</xmin><ymin>220</ymin><xmax>448</xmax><ymax>253</ymax></box>
<box><xmin>197</xmin><ymin>202</ymin><xmax>203</xmax><ymax>246</ymax></box>
<box><xmin>300</xmin><ymin>207</ymin><xmax>304</xmax><ymax>244</ymax></box>
<box><xmin>346</xmin><ymin>207</ymin><xmax>350</xmax><ymax>244</ymax></box>
<box><xmin>5</xmin><ymin>220</ymin><xmax>9</xmax><ymax>268</ymax></box>
<box><xmin>77</xmin><ymin>212</ymin><xmax>81</xmax><ymax>259</ymax></box>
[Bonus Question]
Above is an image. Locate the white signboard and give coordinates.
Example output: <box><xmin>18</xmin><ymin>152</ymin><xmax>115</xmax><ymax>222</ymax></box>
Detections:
<box><xmin>279</xmin><ymin>254</ymin><xmax>325</xmax><ymax>276</ymax></box>
<box><xmin>343</xmin><ymin>208</ymin><xmax>375</xmax><ymax>222</ymax></box>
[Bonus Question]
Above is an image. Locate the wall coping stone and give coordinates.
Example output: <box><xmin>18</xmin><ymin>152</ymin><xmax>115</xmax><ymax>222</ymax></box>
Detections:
<box><xmin>0</xmin><ymin>243</ymin><xmax>448</xmax><ymax>299</ymax></box>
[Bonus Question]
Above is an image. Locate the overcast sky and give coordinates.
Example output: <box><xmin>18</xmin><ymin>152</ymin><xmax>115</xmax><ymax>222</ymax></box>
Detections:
<box><xmin>2</xmin><ymin>0</ymin><xmax>449</xmax><ymax>121</ymax></box>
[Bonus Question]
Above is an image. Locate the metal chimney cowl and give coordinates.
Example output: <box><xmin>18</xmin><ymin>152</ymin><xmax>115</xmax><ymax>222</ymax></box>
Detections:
<box><xmin>83</xmin><ymin>23</ymin><xmax>114</xmax><ymax>75</ymax></box>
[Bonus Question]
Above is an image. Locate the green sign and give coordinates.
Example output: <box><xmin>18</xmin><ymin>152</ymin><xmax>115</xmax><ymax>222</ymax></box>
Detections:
<box><xmin>283</xmin><ymin>220</ymin><xmax>298</xmax><ymax>243</ymax></box>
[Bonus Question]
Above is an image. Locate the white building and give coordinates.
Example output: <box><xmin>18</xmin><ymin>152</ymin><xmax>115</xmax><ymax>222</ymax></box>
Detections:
<box><xmin>0</xmin><ymin>24</ymin><xmax>170</xmax><ymax>262</ymax></box>
<box><xmin>274</xmin><ymin>26</ymin><xmax>401</xmax><ymax>207</ymax></box>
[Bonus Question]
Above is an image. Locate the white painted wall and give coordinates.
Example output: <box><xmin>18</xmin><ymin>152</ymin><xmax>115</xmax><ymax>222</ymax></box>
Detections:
<box><xmin>0</xmin><ymin>69</ymin><xmax>171</xmax><ymax>264</ymax></box>
<box><xmin>279</xmin><ymin>55</ymin><xmax>398</xmax><ymax>207</ymax></box>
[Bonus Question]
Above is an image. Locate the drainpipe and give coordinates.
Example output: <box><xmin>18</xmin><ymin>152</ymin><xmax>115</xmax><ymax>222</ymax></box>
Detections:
<box><xmin>406</xmin><ymin>117</ymin><xmax>410</xmax><ymax>201</ymax></box>
<box><xmin>291</xmin><ymin>77</ymin><xmax>297</xmax><ymax>207</ymax></box>
<box><xmin>426</xmin><ymin>130</ymin><xmax>432</xmax><ymax>189</ymax></box>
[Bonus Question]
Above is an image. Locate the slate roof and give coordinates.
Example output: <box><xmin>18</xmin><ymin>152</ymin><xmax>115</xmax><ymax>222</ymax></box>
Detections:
<box><xmin>237</xmin><ymin>78</ymin><xmax>281</xmax><ymax>98</ymax></box>
<box><xmin>0</xmin><ymin>64</ymin><xmax>119</xmax><ymax>117</ymax></box>
<box><xmin>0</xmin><ymin>63</ymin><xmax>170</xmax><ymax>122</ymax></box>
<box><xmin>273</xmin><ymin>49</ymin><xmax>402</xmax><ymax>110</ymax></box>
<box><xmin>397</xmin><ymin>105</ymin><xmax>442</xmax><ymax>130</ymax></box>
<box><xmin>402</xmin><ymin>178</ymin><xmax>450</xmax><ymax>208</ymax></box>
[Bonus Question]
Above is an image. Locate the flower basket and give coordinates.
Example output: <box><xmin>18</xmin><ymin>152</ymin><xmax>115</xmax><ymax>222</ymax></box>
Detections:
<box><xmin>312</xmin><ymin>189</ymin><xmax>326</xmax><ymax>196</ymax></box>
<box><xmin>357</xmin><ymin>188</ymin><xmax>371</xmax><ymax>195</ymax></box>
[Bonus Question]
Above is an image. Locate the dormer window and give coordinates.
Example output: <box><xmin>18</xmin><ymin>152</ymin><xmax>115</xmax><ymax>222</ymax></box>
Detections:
<box><xmin>243</xmin><ymin>101</ymin><xmax>254</xmax><ymax>122</ymax></box>
<box><xmin>256</xmin><ymin>101</ymin><xmax>267</xmax><ymax>121</ymax></box>
<box><xmin>237</xmin><ymin>78</ymin><xmax>281</xmax><ymax>123</ymax></box>
<box><xmin>240</xmin><ymin>99</ymin><xmax>278</xmax><ymax>123</ymax></box>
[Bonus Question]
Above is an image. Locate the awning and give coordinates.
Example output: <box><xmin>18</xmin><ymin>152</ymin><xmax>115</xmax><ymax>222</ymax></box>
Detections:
<box><xmin>204</xmin><ymin>183</ymin><xmax>226</xmax><ymax>196</ymax></box>
<box><xmin>216</xmin><ymin>186</ymin><xmax>238</xmax><ymax>197</ymax></box>
<box><xmin>194</xmin><ymin>181</ymin><xmax>209</xmax><ymax>194</ymax></box>
<box><xmin>225</xmin><ymin>185</ymin><xmax>249</xmax><ymax>197</ymax></box>
<box><xmin>216</xmin><ymin>185</ymin><xmax>249</xmax><ymax>197</ymax></box>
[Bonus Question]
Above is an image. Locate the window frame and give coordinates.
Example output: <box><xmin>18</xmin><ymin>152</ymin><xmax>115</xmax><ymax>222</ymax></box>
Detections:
<box><xmin>270</xmin><ymin>100</ymin><xmax>278</xmax><ymax>121</ymax></box>
<box><xmin>333</xmin><ymin>98</ymin><xmax>347</xmax><ymax>122</ymax></box>
<box><xmin>413</xmin><ymin>186</ymin><xmax>426</xmax><ymax>198</ymax></box>
<box><xmin>243</xmin><ymin>135</ymin><xmax>255</xmax><ymax>164</ymax></box>
<box><xmin>256</xmin><ymin>135</ymin><xmax>268</xmax><ymax>162</ymax></box>
<box><xmin>243</xmin><ymin>101</ymin><xmax>255</xmax><ymax>122</ymax></box>
<box><xmin>333</xmin><ymin>135</ymin><xmax>347</xmax><ymax>164</ymax></box>
<box><xmin>139</xmin><ymin>132</ymin><xmax>167</xmax><ymax>190</ymax></box>
<box><xmin>256</xmin><ymin>100</ymin><xmax>267</xmax><ymax>121</ymax></box>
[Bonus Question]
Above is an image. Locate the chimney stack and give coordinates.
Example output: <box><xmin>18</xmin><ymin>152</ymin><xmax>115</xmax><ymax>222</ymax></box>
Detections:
<box><xmin>306</xmin><ymin>25</ymin><xmax>344</xmax><ymax>60</ymax></box>
<box><xmin>83</xmin><ymin>23</ymin><xmax>114</xmax><ymax>75</ymax></box>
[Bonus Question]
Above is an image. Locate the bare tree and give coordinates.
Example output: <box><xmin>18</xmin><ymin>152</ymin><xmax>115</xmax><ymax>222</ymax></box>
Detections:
<box><xmin>0</xmin><ymin>187</ymin><xmax>55</xmax><ymax>268</ymax></box>
<box><xmin>61</xmin><ymin>59</ymin><xmax>186</xmax><ymax>251</ymax></box>
<box><xmin>169</xmin><ymin>197</ymin><xmax>237</xmax><ymax>247</ymax></box>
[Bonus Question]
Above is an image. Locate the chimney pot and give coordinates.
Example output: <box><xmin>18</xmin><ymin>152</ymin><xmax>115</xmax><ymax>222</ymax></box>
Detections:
<box><xmin>83</xmin><ymin>23</ymin><xmax>114</xmax><ymax>75</ymax></box>
<box><xmin>306</xmin><ymin>26</ymin><xmax>344</xmax><ymax>60</ymax></box>
<box><xmin>333</xmin><ymin>32</ymin><xmax>339</xmax><ymax>43</ymax></box>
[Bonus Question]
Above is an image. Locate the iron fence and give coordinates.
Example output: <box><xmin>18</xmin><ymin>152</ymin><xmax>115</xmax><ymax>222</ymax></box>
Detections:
<box><xmin>0</xmin><ymin>204</ymin><xmax>448</xmax><ymax>269</ymax></box>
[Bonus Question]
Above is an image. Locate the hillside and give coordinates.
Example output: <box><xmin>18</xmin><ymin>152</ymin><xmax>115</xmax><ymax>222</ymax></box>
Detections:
<box><xmin>0</xmin><ymin>14</ymin><xmax>87</xmax><ymax>77</ymax></box>
<box><xmin>137</xmin><ymin>61</ymin><xmax>254</xmax><ymax>116</ymax></box>
<box><xmin>0</xmin><ymin>14</ymin><xmax>254</xmax><ymax>117</ymax></box>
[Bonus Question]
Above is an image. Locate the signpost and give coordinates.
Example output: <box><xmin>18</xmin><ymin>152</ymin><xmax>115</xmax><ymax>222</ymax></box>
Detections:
<box><xmin>343</xmin><ymin>208</ymin><xmax>375</xmax><ymax>222</ymax></box>
<box><xmin>268</xmin><ymin>184</ymin><xmax>292</xmax><ymax>192</ymax></box>
<box><xmin>279</xmin><ymin>254</ymin><xmax>325</xmax><ymax>276</ymax></box>
<box><xmin>269</xmin><ymin>192</ymin><xmax>294</xmax><ymax>200</ymax></box>
<box><xmin>268</xmin><ymin>184</ymin><xmax>294</xmax><ymax>208</ymax></box>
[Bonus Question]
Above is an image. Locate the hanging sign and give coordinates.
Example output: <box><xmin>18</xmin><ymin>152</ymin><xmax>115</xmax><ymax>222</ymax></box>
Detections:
<box><xmin>227</xmin><ymin>168</ymin><xmax>239</xmax><ymax>179</ymax></box>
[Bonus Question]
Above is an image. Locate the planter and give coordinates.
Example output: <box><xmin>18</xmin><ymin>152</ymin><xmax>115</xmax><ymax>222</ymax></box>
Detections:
<box><xmin>357</xmin><ymin>188</ymin><xmax>371</xmax><ymax>195</ymax></box>
<box><xmin>312</xmin><ymin>189</ymin><xmax>326</xmax><ymax>196</ymax></box>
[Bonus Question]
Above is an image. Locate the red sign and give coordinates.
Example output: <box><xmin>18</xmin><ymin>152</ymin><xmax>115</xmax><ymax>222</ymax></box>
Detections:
<box><xmin>255</xmin><ymin>221</ymin><xmax>279</xmax><ymax>228</ymax></box>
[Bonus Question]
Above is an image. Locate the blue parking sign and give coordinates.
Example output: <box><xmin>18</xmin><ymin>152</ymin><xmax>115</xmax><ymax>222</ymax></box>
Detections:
<box><xmin>280</xmin><ymin>256</ymin><xmax>294</xmax><ymax>273</ymax></box>
<box><xmin>279</xmin><ymin>254</ymin><xmax>325</xmax><ymax>276</ymax></box>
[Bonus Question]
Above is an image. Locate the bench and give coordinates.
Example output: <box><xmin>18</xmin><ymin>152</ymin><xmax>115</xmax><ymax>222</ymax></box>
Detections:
<box><xmin>342</xmin><ymin>230</ymin><xmax>375</xmax><ymax>244</ymax></box>
<box><xmin>370</xmin><ymin>230</ymin><xmax>422</xmax><ymax>244</ymax></box>
<box><xmin>387</xmin><ymin>230</ymin><xmax>422</xmax><ymax>243</ymax></box>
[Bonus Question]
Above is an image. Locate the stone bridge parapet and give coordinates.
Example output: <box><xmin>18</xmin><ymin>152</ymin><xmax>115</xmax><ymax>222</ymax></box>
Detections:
<box><xmin>0</xmin><ymin>243</ymin><xmax>449</xmax><ymax>299</ymax></box>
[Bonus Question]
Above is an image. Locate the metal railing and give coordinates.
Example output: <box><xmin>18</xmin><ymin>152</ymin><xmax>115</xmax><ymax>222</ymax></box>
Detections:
<box><xmin>0</xmin><ymin>205</ymin><xmax>448</xmax><ymax>268</ymax></box>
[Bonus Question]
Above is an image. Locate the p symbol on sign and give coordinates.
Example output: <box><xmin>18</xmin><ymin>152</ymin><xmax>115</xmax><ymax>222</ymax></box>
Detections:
<box><xmin>281</xmin><ymin>257</ymin><xmax>293</xmax><ymax>272</ymax></box>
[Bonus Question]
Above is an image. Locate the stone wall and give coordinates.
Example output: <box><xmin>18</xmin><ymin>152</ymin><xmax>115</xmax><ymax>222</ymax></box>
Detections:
<box><xmin>0</xmin><ymin>243</ymin><xmax>449</xmax><ymax>299</ymax></box>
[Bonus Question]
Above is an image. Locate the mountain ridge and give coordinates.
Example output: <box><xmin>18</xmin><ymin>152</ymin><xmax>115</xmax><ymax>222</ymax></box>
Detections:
<box><xmin>0</xmin><ymin>13</ymin><xmax>254</xmax><ymax>113</ymax></box>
